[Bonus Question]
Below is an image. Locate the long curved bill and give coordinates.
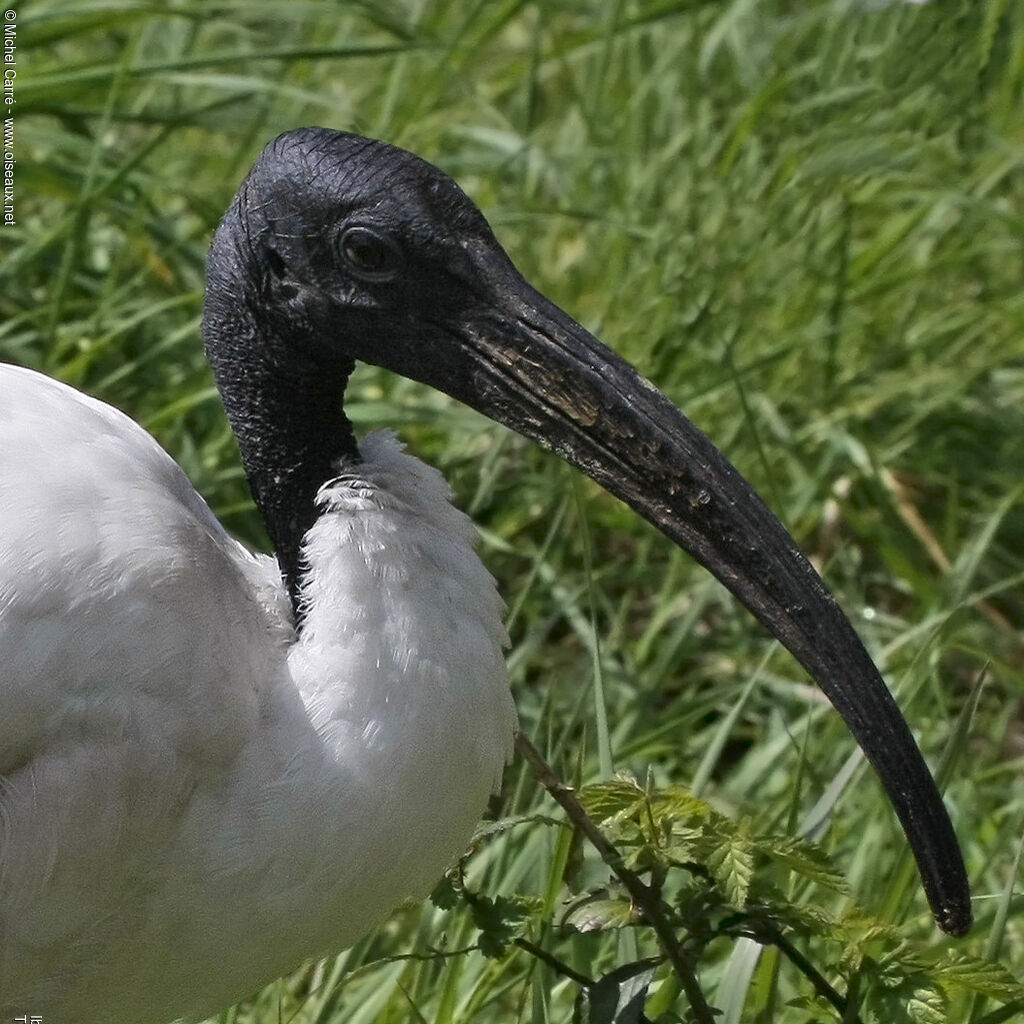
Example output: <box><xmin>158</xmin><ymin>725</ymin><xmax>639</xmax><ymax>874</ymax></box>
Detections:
<box><xmin>413</xmin><ymin>261</ymin><xmax>971</xmax><ymax>936</ymax></box>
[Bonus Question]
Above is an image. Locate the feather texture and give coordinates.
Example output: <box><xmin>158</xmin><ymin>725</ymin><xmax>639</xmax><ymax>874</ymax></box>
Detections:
<box><xmin>0</xmin><ymin>364</ymin><xmax>514</xmax><ymax>1022</ymax></box>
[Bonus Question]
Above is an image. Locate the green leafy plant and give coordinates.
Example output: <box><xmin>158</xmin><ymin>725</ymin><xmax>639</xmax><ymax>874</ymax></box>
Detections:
<box><xmin>433</xmin><ymin>755</ymin><xmax>1024</xmax><ymax>1023</ymax></box>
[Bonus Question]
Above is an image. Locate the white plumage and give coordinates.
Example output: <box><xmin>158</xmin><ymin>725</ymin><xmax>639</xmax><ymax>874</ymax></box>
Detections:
<box><xmin>0</xmin><ymin>364</ymin><xmax>514</xmax><ymax>1021</ymax></box>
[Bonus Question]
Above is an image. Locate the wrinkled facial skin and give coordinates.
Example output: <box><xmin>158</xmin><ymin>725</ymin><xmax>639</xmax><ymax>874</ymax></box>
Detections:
<box><xmin>225</xmin><ymin>131</ymin><xmax>504</xmax><ymax>369</ymax></box>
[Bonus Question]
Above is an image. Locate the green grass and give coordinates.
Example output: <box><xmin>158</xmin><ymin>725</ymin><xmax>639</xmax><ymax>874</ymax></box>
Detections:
<box><xmin>2</xmin><ymin>0</ymin><xmax>1023</xmax><ymax>1021</ymax></box>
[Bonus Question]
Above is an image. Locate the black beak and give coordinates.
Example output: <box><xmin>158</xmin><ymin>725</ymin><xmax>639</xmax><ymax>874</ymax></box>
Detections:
<box><xmin>402</xmin><ymin>257</ymin><xmax>971</xmax><ymax>936</ymax></box>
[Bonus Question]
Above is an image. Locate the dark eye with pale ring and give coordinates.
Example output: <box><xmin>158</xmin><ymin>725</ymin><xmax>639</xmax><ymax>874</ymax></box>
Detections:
<box><xmin>338</xmin><ymin>226</ymin><xmax>401</xmax><ymax>282</ymax></box>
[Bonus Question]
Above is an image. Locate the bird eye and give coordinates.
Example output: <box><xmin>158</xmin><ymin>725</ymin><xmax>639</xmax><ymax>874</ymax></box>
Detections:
<box><xmin>338</xmin><ymin>226</ymin><xmax>401</xmax><ymax>282</ymax></box>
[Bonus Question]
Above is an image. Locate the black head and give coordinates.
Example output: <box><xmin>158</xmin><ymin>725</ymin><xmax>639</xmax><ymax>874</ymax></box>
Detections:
<box><xmin>206</xmin><ymin>128</ymin><xmax>518</xmax><ymax>388</ymax></box>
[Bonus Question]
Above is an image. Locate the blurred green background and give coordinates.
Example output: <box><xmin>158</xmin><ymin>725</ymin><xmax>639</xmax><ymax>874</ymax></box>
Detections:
<box><xmin>2</xmin><ymin>0</ymin><xmax>1023</xmax><ymax>1021</ymax></box>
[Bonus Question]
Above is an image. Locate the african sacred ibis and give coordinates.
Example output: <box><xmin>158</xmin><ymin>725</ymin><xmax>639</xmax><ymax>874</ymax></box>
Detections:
<box><xmin>0</xmin><ymin>128</ymin><xmax>970</xmax><ymax>1022</ymax></box>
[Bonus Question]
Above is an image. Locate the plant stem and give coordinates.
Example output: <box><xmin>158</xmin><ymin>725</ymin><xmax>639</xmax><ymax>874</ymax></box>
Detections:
<box><xmin>515</xmin><ymin>731</ymin><xmax>716</xmax><ymax>1024</ymax></box>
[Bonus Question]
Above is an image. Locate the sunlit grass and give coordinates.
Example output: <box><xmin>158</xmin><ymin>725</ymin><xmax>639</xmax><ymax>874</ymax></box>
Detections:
<box><xmin>3</xmin><ymin>0</ymin><xmax>1022</xmax><ymax>1020</ymax></box>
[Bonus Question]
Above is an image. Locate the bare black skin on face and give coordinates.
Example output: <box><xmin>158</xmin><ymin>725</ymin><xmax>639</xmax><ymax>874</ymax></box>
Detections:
<box><xmin>203</xmin><ymin>127</ymin><xmax>971</xmax><ymax>936</ymax></box>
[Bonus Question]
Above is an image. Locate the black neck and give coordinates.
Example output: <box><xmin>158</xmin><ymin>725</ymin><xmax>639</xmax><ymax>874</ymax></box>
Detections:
<box><xmin>203</xmin><ymin>290</ymin><xmax>359</xmax><ymax>620</ymax></box>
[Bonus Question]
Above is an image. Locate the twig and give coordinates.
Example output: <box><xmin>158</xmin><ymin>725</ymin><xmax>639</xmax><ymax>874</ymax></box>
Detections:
<box><xmin>772</xmin><ymin>931</ymin><xmax>852</xmax><ymax>1019</ymax></box>
<box><xmin>733</xmin><ymin>921</ymin><xmax>859</xmax><ymax>1024</ymax></box>
<box><xmin>515</xmin><ymin>731</ymin><xmax>717</xmax><ymax>1024</ymax></box>
<box><xmin>514</xmin><ymin>936</ymin><xmax>595</xmax><ymax>987</ymax></box>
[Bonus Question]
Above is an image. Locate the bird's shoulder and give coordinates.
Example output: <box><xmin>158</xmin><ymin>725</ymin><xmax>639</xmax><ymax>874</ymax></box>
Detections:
<box><xmin>0</xmin><ymin>364</ymin><xmax>291</xmax><ymax>770</ymax></box>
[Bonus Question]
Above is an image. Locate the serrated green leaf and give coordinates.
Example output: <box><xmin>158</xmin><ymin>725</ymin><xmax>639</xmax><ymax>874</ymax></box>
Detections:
<box><xmin>562</xmin><ymin>891</ymin><xmax>638</xmax><ymax>933</ymax></box>
<box><xmin>875</xmin><ymin>947</ymin><xmax>932</xmax><ymax>988</ymax></box>
<box><xmin>664</xmin><ymin>823</ymin><xmax>714</xmax><ymax>868</ymax></box>
<box><xmin>837</xmin><ymin>913</ymin><xmax>903</xmax><ymax>946</ymax></box>
<box><xmin>929</xmin><ymin>952</ymin><xmax>1024</xmax><ymax>1001</ymax></box>
<box><xmin>750</xmin><ymin>834</ymin><xmax>848</xmax><ymax>893</ymax></box>
<box><xmin>430</xmin><ymin>873</ymin><xmax>461</xmax><ymax>911</ymax></box>
<box><xmin>650</xmin><ymin>785</ymin><xmax>717</xmax><ymax>825</ymax></box>
<box><xmin>907</xmin><ymin>986</ymin><xmax>946</xmax><ymax>1024</ymax></box>
<box><xmin>707</xmin><ymin>832</ymin><xmax>756</xmax><ymax>907</ymax></box>
<box><xmin>835</xmin><ymin>918</ymin><xmax>904</xmax><ymax>976</ymax></box>
<box><xmin>469</xmin><ymin>893</ymin><xmax>542</xmax><ymax>959</ymax></box>
<box><xmin>580</xmin><ymin>778</ymin><xmax>647</xmax><ymax>822</ymax></box>
<box><xmin>871</xmin><ymin>989</ymin><xmax>916</xmax><ymax>1024</ymax></box>
<box><xmin>756</xmin><ymin>899</ymin><xmax>839</xmax><ymax>939</ymax></box>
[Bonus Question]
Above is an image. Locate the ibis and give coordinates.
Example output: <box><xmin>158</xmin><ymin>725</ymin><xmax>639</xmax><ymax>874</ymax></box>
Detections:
<box><xmin>0</xmin><ymin>128</ymin><xmax>970</xmax><ymax>1022</ymax></box>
